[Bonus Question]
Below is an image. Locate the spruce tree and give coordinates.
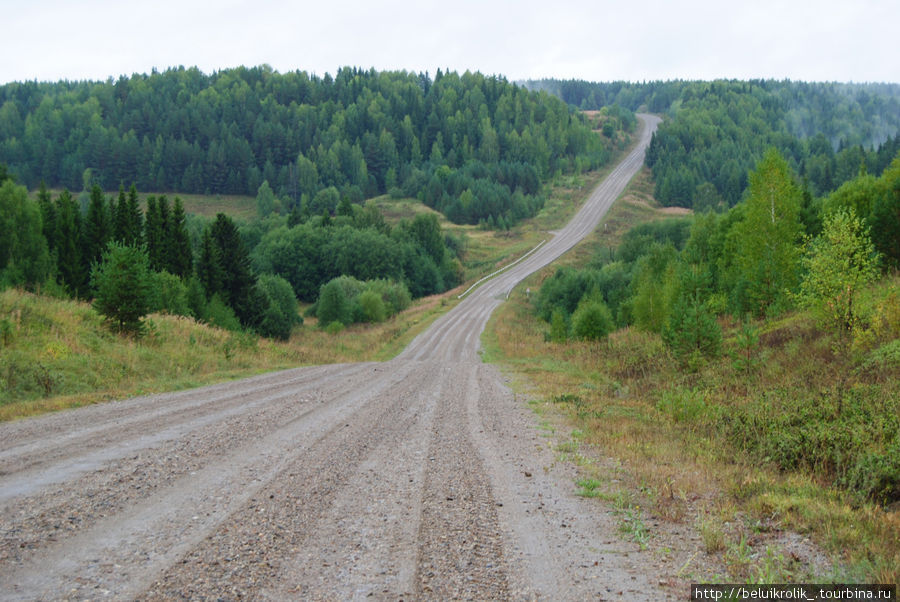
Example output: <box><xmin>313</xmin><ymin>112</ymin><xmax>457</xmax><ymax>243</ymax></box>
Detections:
<box><xmin>91</xmin><ymin>242</ymin><xmax>152</xmax><ymax>335</ymax></box>
<box><xmin>124</xmin><ymin>184</ymin><xmax>144</xmax><ymax>247</ymax></box>
<box><xmin>167</xmin><ymin>196</ymin><xmax>193</xmax><ymax>278</ymax></box>
<box><xmin>144</xmin><ymin>196</ymin><xmax>162</xmax><ymax>271</ymax></box>
<box><xmin>196</xmin><ymin>228</ymin><xmax>224</xmax><ymax>300</ymax></box>
<box><xmin>82</xmin><ymin>183</ymin><xmax>111</xmax><ymax>268</ymax></box>
<box><xmin>113</xmin><ymin>184</ymin><xmax>128</xmax><ymax>243</ymax></box>
<box><xmin>37</xmin><ymin>181</ymin><xmax>56</xmax><ymax>253</ymax></box>
<box><xmin>55</xmin><ymin>190</ymin><xmax>84</xmax><ymax>297</ymax></box>
<box><xmin>209</xmin><ymin>213</ymin><xmax>257</xmax><ymax>325</ymax></box>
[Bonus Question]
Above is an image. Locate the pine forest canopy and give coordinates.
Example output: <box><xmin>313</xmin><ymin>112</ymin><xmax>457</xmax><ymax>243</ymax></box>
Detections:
<box><xmin>525</xmin><ymin>79</ymin><xmax>900</xmax><ymax>209</ymax></box>
<box><xmin>0</xmin><ymin>66</ymin><xmax>617</xmax><ymax>227</ymax></box>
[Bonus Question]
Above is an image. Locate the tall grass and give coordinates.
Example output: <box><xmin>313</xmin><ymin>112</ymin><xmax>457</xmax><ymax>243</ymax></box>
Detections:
<box><xmin>0</xmin><ymin>286</ymin><xmax>455</xmax><ymax>420</ymax></box>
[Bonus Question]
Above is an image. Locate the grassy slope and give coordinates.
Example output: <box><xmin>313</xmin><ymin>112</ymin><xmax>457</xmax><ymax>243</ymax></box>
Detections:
<box><xmin>0</xmin><ymin>286</ymin><xmax>461</xmax><ymax>421</ymax></box>
<box><xmin>481</xmin><ymin>170</ymin><xmax>900</xmax><ymax>584</ymax></box>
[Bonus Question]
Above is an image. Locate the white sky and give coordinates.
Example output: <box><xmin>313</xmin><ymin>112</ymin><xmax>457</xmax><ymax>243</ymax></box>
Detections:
<box><xmin>2</xmin><ymin>0</ymin><xmax>897</xmax><ymax>85</ymax></box>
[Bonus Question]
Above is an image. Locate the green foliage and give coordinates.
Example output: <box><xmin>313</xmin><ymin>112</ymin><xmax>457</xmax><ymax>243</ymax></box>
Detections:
<box><xmin>357</xmin><ymin>290</ymin><xmax>386</xmax><ymax>323</ymax></box>
<box><xmin>255</xmin><ymin>180</ymin><xmax>277</xmax><ymax>218</ymax></box>
<box><xmin>570</xmin><ymin>294</ymin><xmax>614</xmax><ymax>341</ymax></box>
<box><xmin>149</xmin><ymin>271</ymin><xmax>191</xmax><ymax>317</ymax></box>
<box><xmin>90</xmin><ymin>242</ymin><xmax>153</xmax><ymax>335</ymax></box>
<box><xmin>548</xmin><ymin>308</ymin><xmax>569</xmax><ymax>343</ymax></box>
<box><xmin>608</xmin><ymin>80</ymin><xmax>900</xmax><ymax>207</ymax></box>
<box><xmin>54</xmin><ymin>189</ymin><xmax>85</xmax><ymax>297</ymax></box>
<box><xmin>866</xmin><ymin>157</ymin><xmax>900</xmax><ymax>268</ymax></box>
<box><xmin>662</xmin><ymin>265</ymin><xmax>722</xmax><ymax>367</ymax></box>
<box><xmin>185</xmin><ymin>275</ymin><xmax>208</xmax><ymax>321</ymax></box>
<box><xmin>254</xmin><ymin>273</ymin><xmax>300</xmax><ymax>340</ymax></box>
<box><xmin>534</xmin><ymin>267</ymin><xmax>602</xmax><ymax>322</ymax></box>
<box><xmin>731</xmin><ymin>319</ymin><xmax>761</xmax><ymax>373</ymax></box>
<box><xmin>628</xmin><ymin>245</ymin><xmax>681</xmax><ymax>332</ymax></box>
<box><xmin>0</xmin><ymin>180</ymin><xmax>51</xmax><ymax>289</ymax></box>
<box><xmin>362</xmin><ymin>279</ymin><xmax>411</xmax><ymax>315</ymax></box>
<box><xmin>208</xmin><ymin>213</ymin><xmax>257</xmax><ymax>326</ymax></box>
<box><xmin>0</xmin><ymin>67</ymin><xmax>614</xmax><ymax>230</ymax></box>
<box><xmin>722</xmin><ymin>386</ymin><xmax>899</xmax><ymax>504</ymax></box>
<box><xmin>252</xmin><ymin>217</ymin><xmax>455</xmax><ymax>304</ymax></box>
<box><xmin>616</xmin><ymin>217</ymin><xmax>692</xmax><ymax>263</ymax></box>
<box><xmin>731</xmin><ymin>149</ymin><xmax>803</xmax><ymax>314</ymax></box>
<box><xmin>205</xmin><ymin>293</ymin><xmax>241</xmax><ymax>331</ymax></box>
<box><xmin>82</xmin><ymin>184</ymin><xmax>111</xmax><ymax>268</ymax></box>
<box><xmin>317</xmin><ymin>278</ymin><xmax>351</xmax><ymax>327</ymax></box>
<box><xmin>797</xmin><ymin>208</ymin><xmax>880</xmax><ymax>338</ymax></box>
<box><xmin>315</xmin><ymin>275</ymin><xmax>410</xmax><ymax>329</ymax></box>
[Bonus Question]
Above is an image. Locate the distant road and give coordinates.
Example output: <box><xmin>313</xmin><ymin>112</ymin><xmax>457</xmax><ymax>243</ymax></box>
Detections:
<box><xmin>0</xmin><ymin>114</ymin><xmax>665</xmax><ymax>600</ymax></box>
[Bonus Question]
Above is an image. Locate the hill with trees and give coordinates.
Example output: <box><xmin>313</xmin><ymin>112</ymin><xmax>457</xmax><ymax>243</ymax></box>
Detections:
<box><xmin>525</xmin><ymin>79</ymin><xmax>900</xmax><ymax>208</ymax></box>
<box><xmin>0</xmin><ymin>66</ymin><xmax>618</xmax><ymax>228</ymax></box>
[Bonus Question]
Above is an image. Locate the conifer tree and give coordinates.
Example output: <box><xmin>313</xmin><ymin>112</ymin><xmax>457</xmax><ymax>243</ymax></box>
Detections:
<box><xmin>123</xmin><ymin>184</ymin><xmax>144</xmax><ymax>247</ymax></box>
<box><xmin>144</xmin><ymin>196</ymin><xmax>163</xmax><ymax>271</ymax></box>
<box><xmin>196</xmin><ymin>228</ymin><xmax>224</xmax><ymax>299</ymax></box>
<box><xmin>167</xmin><ymin>196</ymin><xmax>193</xmax><ymax>278</ymax></box>
<box><xmin>82</xmin><ymin>183</ymin><xmax>111</xmax><ymax>268</ymax></box>
<box><xmin>37</xmin><ymin>181</ymin><xmax>56</xmax><ymax>253</ymax></box>
<box><xmin>55</xmin><ymin>190</ymin><xmax>84</xmax><ymax>296</ymax></box>
<box><xmin>208</xmin><ymin>213</ymin><xmax>257</xmax><ymax>325</ymax></box>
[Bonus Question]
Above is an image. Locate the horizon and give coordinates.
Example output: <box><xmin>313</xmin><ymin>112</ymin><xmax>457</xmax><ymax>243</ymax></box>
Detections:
<box><xmin>4</xmin><ymin>63</ymin><xmax>900</xmax><ymax>87</ymax></box>
<box><xmin>2</xmin><ymin>0</ymin><xmax>898</xmax><ymax>87</ymax></box>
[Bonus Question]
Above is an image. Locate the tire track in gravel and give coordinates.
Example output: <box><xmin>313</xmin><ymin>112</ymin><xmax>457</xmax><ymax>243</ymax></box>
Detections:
<box><xmin>0</xmin><ymin>363</ymin><xmax>370</xmax><ymax>483</ymax></box>
<box><xmin>414</xmin><ymin>361</ymin><xmax>511</xmax><ymax>600</ymax></box>
<box><xmin>1</xmin><ymin>362</ymin><xmax>422</xmax><ymax>600</ymax></box>
<box><xmin>261</xmin><ymin>360</ymin><xmax>446</xmax><ymax>600</ymax></box>
<box><xmin>0</xmin><ymin>363</ymin><xmax>377</xmax><ymax>559</ymax></box>
<box><xmin>139</xmin><ymin>360</ymin><xmax>434</xmax><ymax>600</ymax></box>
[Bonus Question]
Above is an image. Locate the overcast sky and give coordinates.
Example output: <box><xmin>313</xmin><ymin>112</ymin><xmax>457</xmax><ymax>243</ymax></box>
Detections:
<box><xmin>2</xmin><ymin>0</ymin><xmax>897</xmax><ymax>85</ymax></box>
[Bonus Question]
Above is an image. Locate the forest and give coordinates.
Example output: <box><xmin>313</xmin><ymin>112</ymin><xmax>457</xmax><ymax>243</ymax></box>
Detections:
<box><xmin>0</xmin><ymin>173</ymin><xmax>467</xmax><ymax>339</ymax></box>
<box><xmin>0</xmin><ymin>67</ymin><xmax>632</xmax><ymax>339</ymax></box>
<box><xmin>528</xmin><ymin>79</ymin><xmax>900</xmax><ymax>207</ymax></box>
<box><xmin>0</xmin><ymin>66</ymin><xmax>615</xmax><ymax>228</ymax></box>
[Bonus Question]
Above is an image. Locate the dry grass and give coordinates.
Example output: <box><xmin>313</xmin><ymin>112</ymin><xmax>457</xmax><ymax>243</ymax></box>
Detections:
<box><xmin>480</xmin><ymin>168</ymin><xmax>900</xmax><ymax>583</ymax></box>
<box><xmin>0</xmin><ymin>285</ymin><xmax>459</xmax><ymax>421</ymax></box>
<box><xmin>485</xmin><ymin>281</ymin><xmax>899</xmax><ymax>582</ymax></box>
<box><xmin>34</xmin><ymin>189</ymin><xmax>258</xmax><ymax>219</ymax></box>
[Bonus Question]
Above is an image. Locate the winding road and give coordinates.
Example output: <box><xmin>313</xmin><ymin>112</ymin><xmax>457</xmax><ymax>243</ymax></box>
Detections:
<box><xmin>1</xmin><ymin>115</ymin><xmax>663</xmax><ymax>600</ymax></box>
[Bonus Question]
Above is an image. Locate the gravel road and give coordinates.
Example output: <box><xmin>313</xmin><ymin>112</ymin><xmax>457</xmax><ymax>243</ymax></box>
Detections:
<box><xmin>1</xmin><ymin>115</ymin><xmax>667</xmax><ymax>600</ymax></box>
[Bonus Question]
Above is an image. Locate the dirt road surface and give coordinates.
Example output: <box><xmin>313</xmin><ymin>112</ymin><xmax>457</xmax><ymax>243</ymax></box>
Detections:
<box><xmin>1</xmin><ymin>116</ymin><xmax>667</xmax><ymax>600</ymax></box>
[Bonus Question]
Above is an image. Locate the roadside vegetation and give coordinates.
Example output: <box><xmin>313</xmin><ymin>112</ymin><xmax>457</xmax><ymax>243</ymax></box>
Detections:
<box><xmin>0</xmin><ymin>120</ymin><xmax>638</xmax><ymax>418</ymax></box>
<box><xmin>483</xmin><ymin>157</ymin><xmax>899</xmax><ymax>584</ymax></box>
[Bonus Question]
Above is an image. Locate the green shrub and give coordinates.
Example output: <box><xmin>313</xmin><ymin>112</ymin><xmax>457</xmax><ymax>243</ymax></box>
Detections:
<box><xmin>90</xmin><ymin>242</ymin><xmax>153</xmax><ymax>335</ymax></box>
<box><xmin>656</xmin><ymin>387</ymin><xmax>710</xmax><ymax>423</ymax></box>
<box><xmin>842</xmin><ymin>440</ymin><xmax>900</xmax><ymax>504</ymax></box>
<box><xmin>254</xmin><ymin>274</ymin><xmax>300</xmax><ymax>340</ymax></box>
<box><xmin>317</xmin><ymin>279</ymin><xmax>351</xmax><ymax>327</ymax></box>
<box><xmin>548</xmin><ymin>308</ymin><xmax>568</xmax><ymax>342</ymax></box>
<box><xmin>570</xmin><ymin>295</ymin><xmax>614</xmax><ymax>341</ymax></box>
<box><xmin>206</xmin><ymin>294</ymin><xmax>242</xmax><ymax>331</ymax></box>
<box><xmin>150</xmin><ymin>271</ymin><xmax>191</xmax><ymax>317</ymax></box>
<box><xmin>720</xmin><ymin>387</ymin><xmax>899</xmax><ymax>502</ymax></box>
<box><xmin>357</xmin><ymin>290</ymin><xmax>386</xmax><ymax>323</ymax></box>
